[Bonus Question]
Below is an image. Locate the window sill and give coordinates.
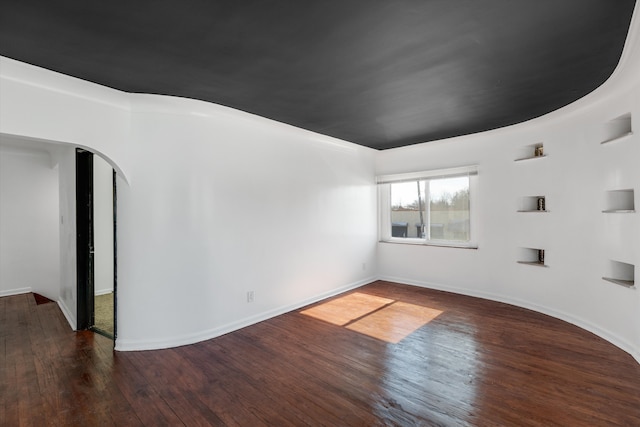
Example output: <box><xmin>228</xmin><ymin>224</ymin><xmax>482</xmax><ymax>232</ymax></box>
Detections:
<box><xmin>379</xmin><ymin>239</ymin><xmax>478</xmax><ymax>249</ymax></box>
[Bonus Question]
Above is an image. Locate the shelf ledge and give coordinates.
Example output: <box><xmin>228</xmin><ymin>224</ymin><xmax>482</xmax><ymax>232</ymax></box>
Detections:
<box><xmin>600</xmin><ymin>131</ymin><xmax>634</xmax><ymax>145</ymax></box>
<box><xmin>517</xmin><ymin>261</ymin><xmax>548</xmax><ymax>267</ymax></box>
<box><xmin>514</xmin><ymin>155</ymin><xmax>547</xmax><ymax>162</ymax></box>
<box><xmin>517</xmin><ymin>210</ymin><xmax>549</xmax><ymax>213</ymax></box>
<box><xmin>602</xmin><ymin>209</ymin><xmax>635</xmax><ymax>213</ymax></box>
<box><xmin>602</xmin><ymin>277</ymin><xmax>635</xmax><ymax>288</ymax></box>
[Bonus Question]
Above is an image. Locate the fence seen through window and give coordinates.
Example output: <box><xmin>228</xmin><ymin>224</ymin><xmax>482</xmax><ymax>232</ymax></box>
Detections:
<box><xmin>390</xmin><ymin>176</ymin><xmax>470</xmax><ymax>242</ymax></box>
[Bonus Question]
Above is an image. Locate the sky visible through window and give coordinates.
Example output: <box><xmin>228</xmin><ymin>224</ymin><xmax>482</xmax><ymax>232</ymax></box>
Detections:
<box><xmin>391</xmin><ymin>176</ymin><xmax>468</xmax><ymax>207</ymax></box>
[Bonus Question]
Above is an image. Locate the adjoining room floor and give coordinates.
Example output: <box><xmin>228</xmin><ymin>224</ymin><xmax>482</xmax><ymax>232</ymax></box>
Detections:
<box><xmin>94</xmin><ymin>292</ymin><xmax>114</xmax><ymax>337</ymax></box>
<box><xmin>2</xmin><ymin>281</ymin><xmax>640</xmax><ymax>425</ymax></box>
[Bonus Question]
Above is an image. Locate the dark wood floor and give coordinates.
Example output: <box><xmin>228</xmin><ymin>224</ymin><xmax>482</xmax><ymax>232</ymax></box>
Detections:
<box><xmin>2</xmin><ymin>281</ymin><xmax>640</xmax><ymax>426</ymax></box>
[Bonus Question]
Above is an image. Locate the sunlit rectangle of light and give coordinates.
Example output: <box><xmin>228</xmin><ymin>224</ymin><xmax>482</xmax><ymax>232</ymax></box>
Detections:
<box><xmin>346</xmin><ymin>302</ymin><xmax>443</xmax><ymax>343</ymax></box>
<box><xmin>300</xmin><ymin>292</ymin><xmax>394</xmax><ymax>326</ymax></box>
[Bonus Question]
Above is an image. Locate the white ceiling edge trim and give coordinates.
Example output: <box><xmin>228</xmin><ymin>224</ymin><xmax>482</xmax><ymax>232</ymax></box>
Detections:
<box><xmin>0</xmin><ymin>56</ymin><xmax>130</xmax><ymax>110</ymax></box>
<box><xmin>0</xmin><ymin>56</ymin><xmax>376</xmax><ymax>156</ymax></box>
<box><xmin>2</xmin><ymin>1</ymin><xmax>638</xmax><ymax>156</ymax></box>
<box><xmin>128</xmin><ymin>93</ymin><xmax>376</xmax><ymax>155</ymax></box>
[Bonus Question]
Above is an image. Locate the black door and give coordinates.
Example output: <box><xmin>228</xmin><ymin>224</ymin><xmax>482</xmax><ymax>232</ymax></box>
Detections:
<box><xmin>76</xmin><ymin>149</ymin><xmax>94</xmax><ymax>330</ymax></box>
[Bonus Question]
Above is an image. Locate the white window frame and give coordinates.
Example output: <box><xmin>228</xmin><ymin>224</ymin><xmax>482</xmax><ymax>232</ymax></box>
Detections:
<box><xmin>378</xmin><ymin>165</ymin><xmax>479</xmax><ymax>248</ymax></box>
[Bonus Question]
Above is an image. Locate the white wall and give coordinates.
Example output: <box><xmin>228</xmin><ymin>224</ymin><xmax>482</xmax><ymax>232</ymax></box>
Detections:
<box><xmin>93</xmin><ymin>155</ymin><xmax>114</xmax><ymax>295</ymax></box>
<box><xmin>55</xmin><ymin>146</ymin><xmax>77</xmax><ymax>328</ymax></box>
<box><xmin>0</xmin><ymin>58</ymin><xmax>378</xmax><ymax>347</ymax></box>
<box><xmin>115</xmin><ymin>95</ymin><xmax>378</xmax><ymax>350</ymax></box>
<box><xmin>0</xmin><ymin>142</ymin><xmax>60</xmax><ymax>299</ymax></box>
<box><xmin>1</xmin><ymin>3</ymin><xmax>640</xmax><ymax>356</ymax></box>
<box><xmin>375</xmin><ymin>7</ymin><xmax>640</xmax><ymax>361</ymax></box>
<box><xmin>376</xmin><ymin>79</ymin><xmax>640</xmax><ymax>360</ymax></box>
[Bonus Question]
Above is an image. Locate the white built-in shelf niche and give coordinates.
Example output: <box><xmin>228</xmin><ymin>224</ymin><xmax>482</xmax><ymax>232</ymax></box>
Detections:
<box><xmin>600</xmin><ymin>113</ymin><xmax>633</xmax><ymax>145</ymax></box>
<box><xmin>602</xmin><ymin>260</ymin><xmax>635</xmax><ymax>288</ymax></box>
<box><xmin>517</xmin><ymin>247</ymin><xmax>547</xmax><ymax>267</ymax></box>
<box><xmin>515</xmin><ymin>143</ymin><xmax>546</xmax><ymax>162</ymax></box>
<box><xmin>517</xmin><ymin>195</ymin><xmax>548</xmax><ymax>213</ymax></box>
<box><xmin>602</xmin><ymin>189</ymin><xmax>635</xmax><ymax>213</ymax></box>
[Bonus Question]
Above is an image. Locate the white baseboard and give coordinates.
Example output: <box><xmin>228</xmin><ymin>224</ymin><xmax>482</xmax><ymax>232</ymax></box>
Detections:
<box><xmin>57</xmin><ymin>298</ymin><xmax>77</xmax><ymax>331</ymax></box>
<box><xmin>0</xmin><ymin>287</ymin><xmax>31</xmax><ymax>297</ymax></box>
<box><xmin>112</xmin><ymin>272</ymin><xmax>640</xmax><ymax>364</ymax></box>
<box><xmin>115</xmin><ymin>275</ymin><xmax>376</xmax><ymax>351</ymax></box>
<box><xmin>378</xmin><ymin>274</ymin><xmax>640</xmax><ymax>365</ymax></box>
<box><xmin>94</xmin><ymin>289</ymin><xmax>113</xmax><ymax>296</ymax></box>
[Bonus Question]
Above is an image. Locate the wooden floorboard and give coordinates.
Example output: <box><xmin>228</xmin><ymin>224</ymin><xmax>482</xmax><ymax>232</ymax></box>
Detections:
<box><xmin>2</xmin><ymin>281</ymin><xmax>640</xmax><ymax>426</ymax></box>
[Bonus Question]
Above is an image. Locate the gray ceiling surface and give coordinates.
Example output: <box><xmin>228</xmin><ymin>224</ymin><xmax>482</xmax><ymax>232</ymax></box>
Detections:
<box><xmin>0</xmin><ymin>1</ymin><xmax>636</xmax><ymax>149</ymax></box>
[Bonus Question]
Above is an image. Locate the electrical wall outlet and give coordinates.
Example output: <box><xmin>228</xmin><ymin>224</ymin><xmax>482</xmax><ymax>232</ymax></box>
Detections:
<box><xmin>247</xmin><ymin>291</ymin><xmax>254</xmax><ymax>303</ymax></box>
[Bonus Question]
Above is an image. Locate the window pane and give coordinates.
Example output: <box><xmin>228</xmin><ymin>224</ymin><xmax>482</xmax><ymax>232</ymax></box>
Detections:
<box><xmin>429</xmin><ymin>176</ymin><xmax>470</xmax><ymax>241</ymax></box>
<box><xmin>390</xmin><ymin>181</ymin><xmax>426</xmax><ymax>238</ymax></box>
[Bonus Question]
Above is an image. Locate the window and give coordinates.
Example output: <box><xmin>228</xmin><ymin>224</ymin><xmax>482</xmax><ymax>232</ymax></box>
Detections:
<box><xmin>378</xmin><ymin>166</ymin><xmax>478</xmax><ymax>248</ymax></box>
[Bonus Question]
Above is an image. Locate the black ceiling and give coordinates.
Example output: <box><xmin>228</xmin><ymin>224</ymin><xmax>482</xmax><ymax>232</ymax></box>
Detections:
<box><xmin>0</xmin><ymin>1</ymin><xmax>636</xmax><ymax>150</ymax></box>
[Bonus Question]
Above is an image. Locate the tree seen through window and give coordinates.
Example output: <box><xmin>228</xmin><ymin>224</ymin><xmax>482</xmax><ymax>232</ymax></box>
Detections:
<box><xmin>391</xmin><ymin>176</ymin><xmax>470</xmax><ymax>241</ymax></box>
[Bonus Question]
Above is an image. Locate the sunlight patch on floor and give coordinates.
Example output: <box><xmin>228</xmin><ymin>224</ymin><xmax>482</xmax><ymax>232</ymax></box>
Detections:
<box><xmin>300</xmin><ymin>292</ymin><xmax>394</xmax><ymax>326</ymax></box>
<box><xmin>301</xmin><ymin>292</ymin><xmax>443</xmax><ymax>343</ymax></box>
<box><xmin>346</xmin><ymin>301</ymin><xmax>442</xmax><ymax>343</ymax></box>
